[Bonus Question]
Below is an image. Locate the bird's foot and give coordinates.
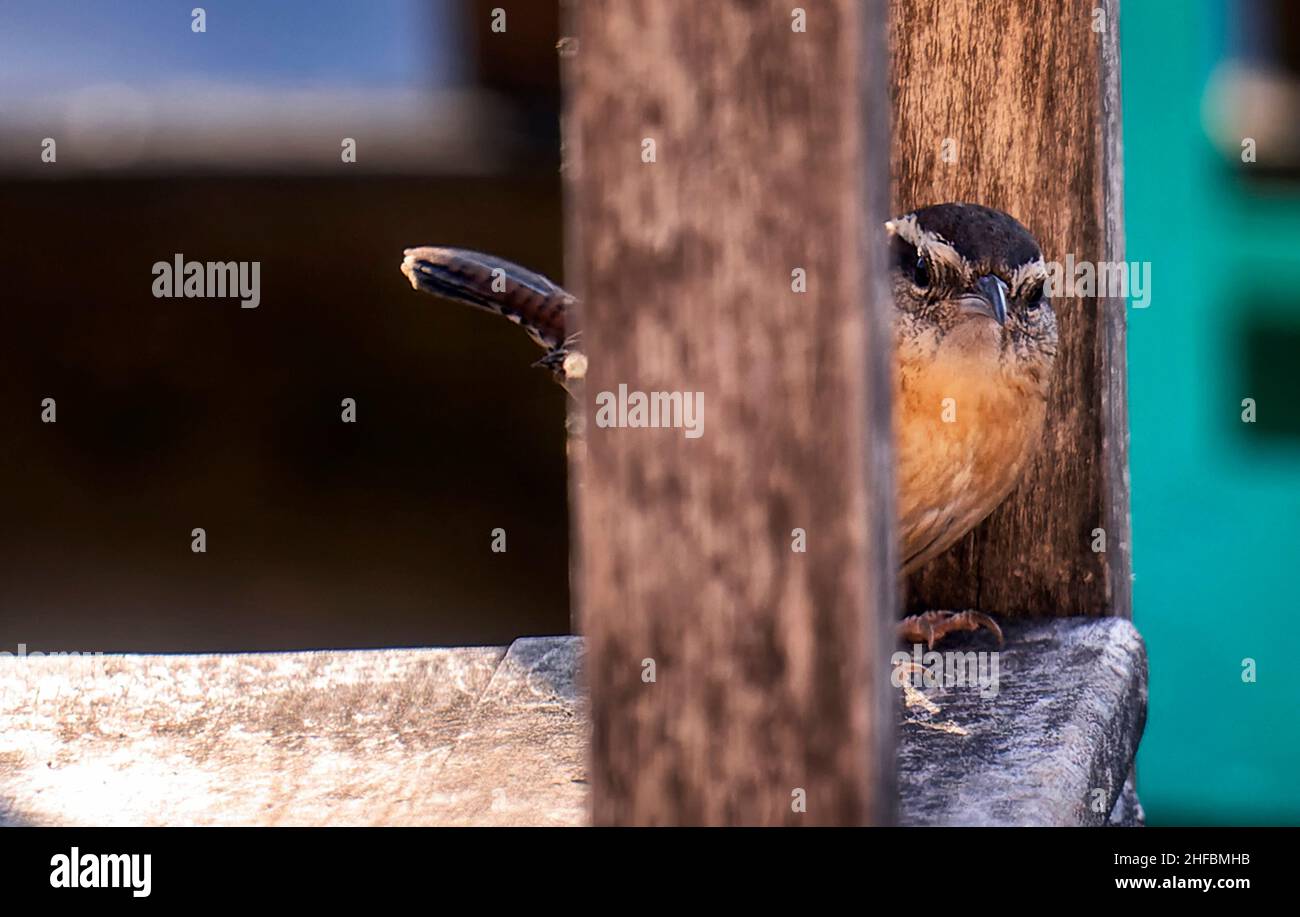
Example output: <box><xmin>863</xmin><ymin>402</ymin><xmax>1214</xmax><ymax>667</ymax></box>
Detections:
<box><xmin>897</xmin><ymin>610</ymin><xmax>1004</xmax><ymax>649</ymax></box>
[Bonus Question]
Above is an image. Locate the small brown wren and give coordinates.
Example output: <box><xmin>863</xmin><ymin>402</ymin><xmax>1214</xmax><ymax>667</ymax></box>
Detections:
<box><xmin>886</xmin><ymin>203</ymin><xmax>1058</xmax><ymax>646</ymax></box>
<box><xmin>401</xmin><ymin>202</ymin><xmax>1057</xmax><ymax>648</ymax></box>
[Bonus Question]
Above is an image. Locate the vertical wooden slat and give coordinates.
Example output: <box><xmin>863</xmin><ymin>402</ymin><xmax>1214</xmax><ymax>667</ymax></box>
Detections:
<box><xmin>564</xmin><ymin>0</ymin><xmax>895</xmax><ymax>825</ymax></box>
<box><xmin>891</xmin><ymin>0</ymin><xmax>1131</xmax><ymax>618</ymax></box>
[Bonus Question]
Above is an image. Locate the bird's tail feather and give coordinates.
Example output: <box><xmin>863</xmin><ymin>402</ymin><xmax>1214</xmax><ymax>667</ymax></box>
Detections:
<box><xmin>400</xmin><ymin>246</ymin><xmax>572</xmax><ymax>352</ymax></box>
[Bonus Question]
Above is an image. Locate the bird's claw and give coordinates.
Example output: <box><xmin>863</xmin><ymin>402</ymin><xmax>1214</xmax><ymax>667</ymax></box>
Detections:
<box><xmin>533</xmin><ymin>335</ymin><xmax>586</xmax><ymax>394</ymax></box>
<box><xmin>532</xmin><ymin>348</ymin><xmax>568</xmax><ymax>376</ymax></box>
<box><xmin>897</xmin><ymin>610</ymin><xmax>1004</xmax><ymax>649</ymax></box>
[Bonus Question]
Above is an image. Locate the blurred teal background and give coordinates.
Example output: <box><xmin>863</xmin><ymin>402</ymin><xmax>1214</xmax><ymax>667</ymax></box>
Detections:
<box><xmin>1124</xmin><ymin>0</ymin><xmax>1300</xmax><ymax>824</ymax></box>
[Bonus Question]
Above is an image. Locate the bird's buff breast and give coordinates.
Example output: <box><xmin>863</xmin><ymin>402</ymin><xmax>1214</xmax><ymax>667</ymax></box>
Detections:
<box><xmin>894</xmin><ymin>336</ymin><xmax>1047</xmax><ymax>573</ymax></box>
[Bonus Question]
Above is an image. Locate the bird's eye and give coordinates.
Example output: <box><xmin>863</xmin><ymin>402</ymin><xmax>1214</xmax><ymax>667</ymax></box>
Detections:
<box><xmin>912</xmin><ymin>257</ymin><xmax>931</xmax><ymax>288</ymax></box>
<box><xmin>1024</xmin><ymin>284</ymin><xmax>1045</xmax><ymax>311</ymax></box>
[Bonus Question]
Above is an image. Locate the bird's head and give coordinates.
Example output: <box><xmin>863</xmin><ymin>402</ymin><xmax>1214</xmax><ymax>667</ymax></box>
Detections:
<box><xmin>886</xmin><ymin>203</ymin><xmax>1058</xmax><ymax>394</ymax></box>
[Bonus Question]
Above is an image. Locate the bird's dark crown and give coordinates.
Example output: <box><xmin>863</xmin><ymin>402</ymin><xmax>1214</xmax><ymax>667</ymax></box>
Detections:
<box><xmin>886</xmin><ymin>201</ymin><xmax>1050</xmax><ymax>304</ymax></box>
<box><xmin>897</xmin><ymin>203</ymin><xmax>1041</xmax><ymax>273</ymax></box>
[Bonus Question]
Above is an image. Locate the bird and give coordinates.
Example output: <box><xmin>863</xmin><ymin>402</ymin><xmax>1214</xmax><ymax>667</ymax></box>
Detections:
<box><xmin>400</xmin><ymin>202</ymin><xmax>1057</xmax><ymax>648</ymax></box>
<box><xmin>886</xmin><ymin>204</ymin><xmax>1058</xmax><ymax>647</ymax></box>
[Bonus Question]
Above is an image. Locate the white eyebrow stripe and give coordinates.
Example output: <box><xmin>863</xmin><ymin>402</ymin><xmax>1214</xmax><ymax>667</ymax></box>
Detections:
<box><xmin>923</xmin><ymin>238</ymin><xmax>965</xmax><ymax>273</ymax></box>
<box><xmin>886</xmin><ymin>213</ymin><xmax>967</xmax><ymax>273</ymax></box>
<box><xmin>1009</xmin><ymin>257</ymin><xmax>1047</xmax><ymax>295</ymax></box>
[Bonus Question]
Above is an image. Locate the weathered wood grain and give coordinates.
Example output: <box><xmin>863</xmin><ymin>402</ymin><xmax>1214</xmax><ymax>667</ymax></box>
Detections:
<box><xmin>564</xmin><ymin>0</ymin><xmax>896</xmax><ymax>825</ymax></box>
<box><xmin>0</xmin><ymin>623</ymin><xmax>1146</xmax><ymax>827</ymax></box>
<box><xmin>0</xmin><ymin>641</ymin><xmax>587</xmax><ymax>827</ymax></box>
<box><xmin>892</xmin><ymin>0</ymin><xmax>1131</xmax><ymax>618</ymax></box>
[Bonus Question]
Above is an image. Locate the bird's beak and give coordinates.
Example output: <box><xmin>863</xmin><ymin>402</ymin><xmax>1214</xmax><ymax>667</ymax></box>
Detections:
<box><xmin>960</xmin><ymin>275</ymin><xmax>1009</xmax><ymax>326</ymax></box>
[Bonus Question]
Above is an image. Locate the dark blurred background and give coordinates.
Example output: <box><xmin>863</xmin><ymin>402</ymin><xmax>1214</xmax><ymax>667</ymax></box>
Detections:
<box><xmin>0</xmin><ymin>0</ymin><xmax>570</xmax><ymax>651</ymax></box>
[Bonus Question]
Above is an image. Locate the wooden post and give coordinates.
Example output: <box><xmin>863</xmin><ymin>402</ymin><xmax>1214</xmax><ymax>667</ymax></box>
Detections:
<box><xmin>563</xmin><ymin>0</ymin><xmax>895</xmax><ymax>825</ymax></box>
<box><xmin>892</xmin><ymin>0</ymin><xmax>1131</xmax><ymax>618</ymax></box>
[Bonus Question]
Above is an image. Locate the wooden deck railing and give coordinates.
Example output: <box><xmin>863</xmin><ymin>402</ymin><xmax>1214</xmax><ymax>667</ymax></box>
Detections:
<box><xmin>0</xmin><ymin>0</ymin><xmax>1139</xmax><ymax>828</ymax></box>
